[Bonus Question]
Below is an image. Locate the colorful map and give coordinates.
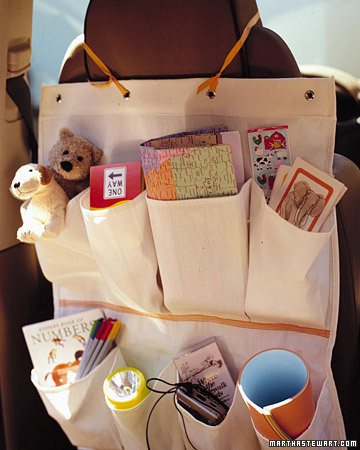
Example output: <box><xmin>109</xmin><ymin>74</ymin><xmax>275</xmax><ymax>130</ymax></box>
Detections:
<box><xmin>140</xmin><ymin>144</ymin><xmax>237</xmax><ymax>200</ymax></box>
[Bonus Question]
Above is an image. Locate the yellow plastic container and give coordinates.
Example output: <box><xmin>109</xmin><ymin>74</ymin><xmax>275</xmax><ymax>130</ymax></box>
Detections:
<box><xmin>103</xmin><ymin>367</ymin><xmax>150</xmax><ymax>410</ymax></box>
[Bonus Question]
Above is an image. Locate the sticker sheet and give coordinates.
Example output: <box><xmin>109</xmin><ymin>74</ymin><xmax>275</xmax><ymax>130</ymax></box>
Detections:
<box><xmin>248</xmin><ymin>126</ymin><xmax>291</xmax><ymax>202</ymax></box>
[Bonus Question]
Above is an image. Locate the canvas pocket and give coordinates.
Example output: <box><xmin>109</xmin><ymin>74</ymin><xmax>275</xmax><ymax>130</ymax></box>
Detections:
<box><xmin>175</xmin><ymin>380</ymin><xmax>260</xmax><ymax>450</ymax></box>
<box><xmin>32</xmin><ymin>347</ymin><xmax>125</xmax><ymax>449</ymax></box>
<box><xmin>245</xmin><ymin>181</ymin><xmax>335</xmax><ymax>329</ymax></box>
<box><xmin>80</xmin><ymin>190</ymin><xmax>165</xmax><ymax>313</ymax></box>
<box><xmin>108</xmin><ymin>361</ymin><xmax>185</xmax><ymax>450</ymax></box>
<box><xmin>35</xmin><ymin>191</ymin><xmax>99</xmax><ymax>285</ymax></box>
<box><xmin>146</xmin><ymin>180</ymin><xmax>251</xmax><ymax>319</ymax></box>
<box><xmin>253</xmin><ymin>378</ymin><xmax>344</xmax><ymax>450</ymax></box>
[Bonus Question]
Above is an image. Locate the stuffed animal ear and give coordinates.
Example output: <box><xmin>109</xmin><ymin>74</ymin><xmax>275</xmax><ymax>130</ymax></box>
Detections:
<box><xmin>37</xmin><ymin>165</ymin><xmax>53</xmax><ymax>185</ymax></box>
<box><xmin>59</xmin><ymin>127</ymin><xmax>74</xmax><ymax>140</ymax></box>
<box><xmin>91</xmin><ymin>145</ymin><xmax>104</xmax><ymax>163</ymax></box>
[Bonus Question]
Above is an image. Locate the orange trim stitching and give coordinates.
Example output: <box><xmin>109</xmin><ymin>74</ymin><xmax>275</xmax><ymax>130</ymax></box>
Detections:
<box><xmin>59</xmin><ymin>300</ymin><xmax>330</xmax><ymax>338</ymax></box>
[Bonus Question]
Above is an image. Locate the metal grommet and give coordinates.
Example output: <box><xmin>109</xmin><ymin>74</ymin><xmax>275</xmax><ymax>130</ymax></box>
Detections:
<box><xmin>206</xmin><ymin>91</ymin><xmax>216</xmax><ymax>99</ymax></box>
<box><xmin>56</xmin><ymin>94</ymin><xmax>62</xmax><ymax>103</ymax></box>
<box><xmin>305</xmin><ymin>90</ymin><xmax>315</xmax><ymax>100</ymax></box>
<box><xmin>124</xmin><ymin>91</ymin><xmax>130</xmax><ymax>99</ymax></box>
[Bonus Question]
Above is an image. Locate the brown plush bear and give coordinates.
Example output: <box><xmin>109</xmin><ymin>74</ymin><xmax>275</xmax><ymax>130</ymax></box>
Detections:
<box><xmin>48</xmin><ymin>127</ymin><xmax>103</xmax><ymax>200</ymax></box>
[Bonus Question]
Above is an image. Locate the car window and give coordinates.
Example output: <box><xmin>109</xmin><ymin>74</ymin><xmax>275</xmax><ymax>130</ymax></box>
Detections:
<box><xmin>29</xmin><ymin>0</ymin><xmax>89</xmax><ymax>111</ymax></box>
<box><xmin>257</xmin><ymin>0</ymin><xmax>360</xmax><ymax>77</ymax></box>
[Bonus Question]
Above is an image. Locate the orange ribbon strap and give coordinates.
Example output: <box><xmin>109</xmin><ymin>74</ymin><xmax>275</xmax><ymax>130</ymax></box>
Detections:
<box><xmin>83</xmin><ymin>42</ymin><xmax>130</xmax><ymax>98</ymax></box>
<box><xmin>197</xmin><ymin>11</ymin><xmax>260</xmax><ymax>97</ymax></box>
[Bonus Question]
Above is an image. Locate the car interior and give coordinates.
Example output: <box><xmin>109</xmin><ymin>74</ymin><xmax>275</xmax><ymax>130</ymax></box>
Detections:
<box><xmin>1</xmin><ymin>0</ymin><xmax>359</xmax><ymax>449</ymax></box>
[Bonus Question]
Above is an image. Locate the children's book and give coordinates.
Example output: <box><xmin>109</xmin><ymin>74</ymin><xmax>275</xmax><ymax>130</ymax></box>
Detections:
<box><xmin>90</xmin><ymin>161</ymin><xmax>144</xmax><ymax>209</ymax></box>
<box><xmin>218</xmin><ymin>130</ymin><xmax>245</xmax><ymax>190</ymax></box>
<box><xmin>23</xmin><ymin>308</ymin><xmax>104</xmax><ymax>387</ymax></box>
<box><xmin>173</xmin><ymin>338</ymin><xmax>235</xmax><ymax>407</ymax></box>
<box><xmin>140</xmin><ymin>126</ymin><xmax>242</xmax><ymax>200</ymax></box>
<box><xmin>269</xmin><ymin>157</ymin><xmax>347</xmax><ymax>232</ymax></box>
<box><xmin>142</xmin><ymin>125</ymin><xmax>229</xmax><ymax>149</ymax></box>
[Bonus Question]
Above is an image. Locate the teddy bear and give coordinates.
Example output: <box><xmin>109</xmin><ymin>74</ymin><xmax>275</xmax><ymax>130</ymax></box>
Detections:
<box><xmin>10</xmin><ymin>164</ymin><xmax>69</xmax><ymax>243</ymax></box>
<box><xmin>48</xmin><ymin>127</ymin><xmax>103</xmax><ymax>200</ymax></box>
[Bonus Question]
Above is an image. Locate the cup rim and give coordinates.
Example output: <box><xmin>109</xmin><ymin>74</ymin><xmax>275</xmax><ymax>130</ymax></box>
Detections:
<box><xmin>238</xmin><ymin>347</ymin><xmax>311</xmax><ymax>411</ymax></box>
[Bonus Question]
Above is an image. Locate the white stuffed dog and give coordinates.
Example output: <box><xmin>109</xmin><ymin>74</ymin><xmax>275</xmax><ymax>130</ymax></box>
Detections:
<box><xmin>10</xmin><ymin>163</ymin><xmax>69</xmax><ymax>243</ymax></box>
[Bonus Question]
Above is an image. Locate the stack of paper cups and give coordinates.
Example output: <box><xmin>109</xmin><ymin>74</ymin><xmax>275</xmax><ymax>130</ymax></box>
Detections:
<box><xmin>239</xmin><ymin>348</ymin><xmax>315</xmax><ymax>440</ymax></box>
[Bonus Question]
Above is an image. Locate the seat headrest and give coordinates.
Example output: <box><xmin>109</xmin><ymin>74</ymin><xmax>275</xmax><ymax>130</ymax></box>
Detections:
<box><xmin>84</xmin><ymin>0</ymin><xmax>260</xmax><ymax>80</ymax></box>
<box><xmin>59</xmin><ymin>0</ymin><xmax>300</xmax><ymax>84</ymax></box>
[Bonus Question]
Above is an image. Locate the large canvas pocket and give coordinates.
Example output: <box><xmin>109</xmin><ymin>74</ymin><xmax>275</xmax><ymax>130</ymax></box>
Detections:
<box><xmin>81</xmin><ymin>191</ymin><xmax>165</xmax><ymax>313</ymax></box>
<box><xmin>109</xmin><ymin>361</ymin><xmax>185</xmax><ymax>450</ymax></box>
<box><xmin>253</xmin><ymin>378</ymin><xmax>344</xmax><ymax>450</ymax></box>
<box><xmin>32</xmin><ymin>347</ymin><xmax>125</xmax><ymax>449</ymax></box>
<box><xmin>245</xmin><ymin>181</ymin><xmax>335</xmax><ymax>329</ymax></box>
<box><xmin>146</xmin><ymin>180</ymin><xmax>251</xmax><ymax>319</ymax></box>
<box><xmin>35</xmin><ymin>191</ymin><xmax>99</xmax><ymax>285</ymax></box>
<box><xmin>176</xmin><ymin>381</ymin><xmax>260</xmax><ymax>450</ymax></box>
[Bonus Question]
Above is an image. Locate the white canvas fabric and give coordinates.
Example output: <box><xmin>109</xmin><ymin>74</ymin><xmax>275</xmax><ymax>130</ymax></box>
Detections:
<box><xmin>254</xmin><ymin>379</ymin><xmax>344</xmax><ymax>450</ymax></box>
<box><xmin>35</xmin><ymin>186</ymin><xmax>99</xmax><ymax>286</ymax></box>
<box><xmin>31</xmin><ymin>76</ymin><xmax>346</xmax><ymax>449</ymax></box>
<box><xmin>32</xmin><ymin>306</ymin><xmax>344</xmax><ymax>450</ymax></box>
<box><xmin>146</xmin><ymin>180</ymin><xmax>250</xmax><ymax>318</ymax></box>
<box><xmin>109</xmin><ymin>362</ymin><xmax>185</xmax><ymax>450</ymax></box>
<box><xmin>176</xmin><ymin>381</ymin><xmax>260</xmax><ymax>450</ymax></box>
<box><xmin>80</xmin><ymin>190</ymin><xmax>165</xmax><ymax>313</ymax></box>
<box><xmin>32</xmin><ymin>348</ymin><xmax>126</xmax><ymax>449</ymax></box>
<box><xmin>245</xmin><ymin>180</ymin><xmax>336</xmax><ymax>329</ymax></box>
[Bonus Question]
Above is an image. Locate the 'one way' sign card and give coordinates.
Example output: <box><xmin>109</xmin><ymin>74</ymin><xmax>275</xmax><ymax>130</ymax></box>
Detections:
<box><xmin>90</xmin><ymin>161</ymin><xmax>144</xmax><ymax>209</ymax></box>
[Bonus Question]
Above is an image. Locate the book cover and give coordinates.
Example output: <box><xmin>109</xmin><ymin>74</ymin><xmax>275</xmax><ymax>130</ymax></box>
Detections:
<box><xmin>140</xmin><ymin>127</ymin><xmax>244</xmax><ymax>199</ymax></box>
<box><xmin>23</xmin><ymin>308</ymin><xmax>104</xmax><ymax>387</ymax></box>
<box><xmin>140</xmin><ymin>143</ymin><xmax>237</xmax><ymax>200</ymax></box>
<box><xmin>90</xmin><ymin>161</ymin><xmax>143</xmax><ymax>210</ymax></box>
<box><xmin>140</xmin><ymin>126</ymin><xmax>241</xmax><ymax>201</ymax></box>
<box><xmin>142</xmin><ymin>125</ymin><xmax>228</xmax><ymax>149</ymax></box>
<box><xmin>173</xmin><ymin>338</ymin><xmax>235</xmax><ymax>407</ymax></box>
<box><xmin>269</xmin><ymin>157</ymin><xmax>347</xmax><ymax>232</ymax></box>
<box><xmin>219</xmin><ymin>130</ymin><xmax>245</xmax><ymax>190</ymax></box>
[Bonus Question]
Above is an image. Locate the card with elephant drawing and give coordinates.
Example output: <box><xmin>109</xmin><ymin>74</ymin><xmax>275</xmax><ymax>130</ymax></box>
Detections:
<box><xmin>269</xmin><ymin>157</ymin><xmax>347</xmax><ymax>232</ymax></box>
<box><xmin>248</xmin><ymin>125</ymin><xmax>291</xmax><ymax>203</ymax></box>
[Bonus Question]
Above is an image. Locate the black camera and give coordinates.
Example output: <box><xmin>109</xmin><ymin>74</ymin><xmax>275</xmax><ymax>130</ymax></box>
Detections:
<box><xmin>175</xmin><ymin>384</ymin><xmax>229</xmax><ymax>426</ymax></box>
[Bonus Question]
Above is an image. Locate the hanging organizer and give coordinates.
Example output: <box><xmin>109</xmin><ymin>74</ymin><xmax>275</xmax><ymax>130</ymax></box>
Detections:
<box><xmin>31</xmin><ymin>76</ymin><xmax>346</xmax><ymax>450</ymax></box>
